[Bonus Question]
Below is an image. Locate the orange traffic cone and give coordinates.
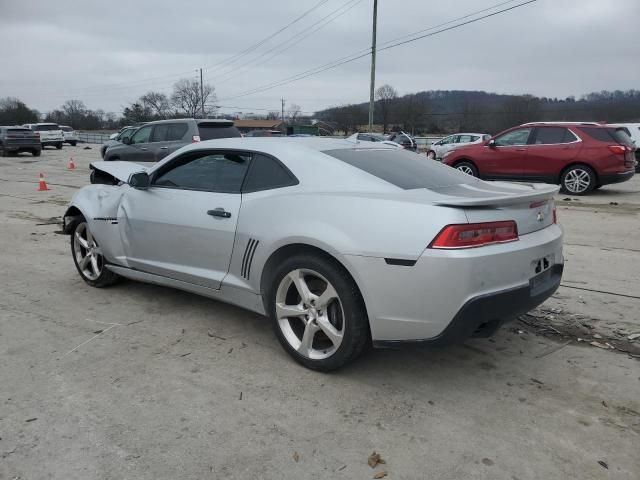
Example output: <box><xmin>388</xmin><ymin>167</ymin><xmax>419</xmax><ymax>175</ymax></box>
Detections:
<box><xmin>68</xmin><ymin>157</ymin><xmax>76</xmax><ymax>170</ymax></box>
<box><xmin>38</xmin><ymin>173</ymin><xmax>50</xmax><ymax>191</ymax></box>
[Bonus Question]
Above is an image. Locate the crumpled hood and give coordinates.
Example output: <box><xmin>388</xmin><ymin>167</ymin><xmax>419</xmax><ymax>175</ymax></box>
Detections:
<box><xmin>90</xmin><ymin>161</ymin><xmax>148</xmax><ymax>183</ymax></box>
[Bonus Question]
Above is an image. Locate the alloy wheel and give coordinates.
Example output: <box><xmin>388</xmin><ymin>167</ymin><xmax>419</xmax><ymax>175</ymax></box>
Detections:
<box><xmin>564</xmin><ymin>168</ymin><xmax>591</xmax><ymax>194</ymax></box>
<box><xmin>72</xmin><ymin>222</ymin><xmax>104</xmax><ymax>281</ymax></box>
<box><xmin>457</xmin><ymin>165</ymin><xmax>475</xmax><ymax>175</ymax></box>
<box><xmin>275</xmin><ymin>268</ymin><xmax>345</xmax><ymax>360</ymax></box>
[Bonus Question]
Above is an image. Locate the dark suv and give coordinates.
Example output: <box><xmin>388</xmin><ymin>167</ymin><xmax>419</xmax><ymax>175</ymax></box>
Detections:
<box><xmin>443</xmin><ymin>122</ymin><xmax>635</xmax><ymax>195</ymax></box>
<box><xmin>104</xmin><ymin>119</ymin><xmax>241</xmax><ymax>162</ymax></box>
<box><xmin>0</xmin><ymin>126</ymin><xmax>41</xmax><ymax>157</ymax></box>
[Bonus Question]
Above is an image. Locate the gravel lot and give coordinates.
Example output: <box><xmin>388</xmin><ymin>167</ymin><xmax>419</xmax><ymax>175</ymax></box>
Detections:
<box><xmin>1</xmin><ymin>145</ymin><xmax>639</xmax><ymax>479</ymax></box>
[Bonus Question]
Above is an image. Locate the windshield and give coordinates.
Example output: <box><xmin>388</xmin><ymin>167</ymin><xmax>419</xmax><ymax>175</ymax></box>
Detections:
<box><xmin>61</xmin><ymin>126</ymin><xmax>73</xmax><ymax>132</ymax></box>
<box><xmin>33</xmin><ymin>124</ymin><xmax>60</xmax><ymax>131</ymax></box>
<box><xmin>324</xmin><ymin>148</ymin><xmax>477</xmax><ymax>190</ymax></box>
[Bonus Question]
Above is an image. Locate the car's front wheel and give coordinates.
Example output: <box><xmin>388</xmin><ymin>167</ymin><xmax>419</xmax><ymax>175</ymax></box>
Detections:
<box><xmin>454</xmin><ymin>160</ymin><xmax>478</xmax><ymax>177</ymax></box>
<box><xmin>267</xmin><ymin>253</ymin><xmax>369</xmax><ymax>371</ymax></box>
<box><xmin>70</xmin><ymin>141</ymin><xmax>77</xmax><ymax>146</ymax></box>
<box><xmin>561</xmin><ymin>165</ymin><xmax>595</xmax><ymax>195</ymax></box>
<box><xmin>56</xmin><ymin>143</ymin><xmax>63</xmax><ymax>149</ymax></box>
<box><xmin>32</xmin><ymin>149</ymin><xmax>41</xmax><ymax>157</ymax></box>
<box><xmin>71</xmin><ymin>218</ymin><xmax>120</xmax><ymax>287</ymax></box>
<box><xmin>426</xmin><ymin>150</ymin><xmax>436</xmax><ymax>160</ymax></box>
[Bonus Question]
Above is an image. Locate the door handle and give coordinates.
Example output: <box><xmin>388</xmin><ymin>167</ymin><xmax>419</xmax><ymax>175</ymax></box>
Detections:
<box><xmin>160</xmin><ymin>147</ymin><xmax>168</xmax><ymax>150</ymax></box>
<box><xmin>516</xmin><ymin>148</ymin><xmax>526</xmax><ymax>151</ymax></box>
<box><xmin>140</xmin><ymin>147</ymin><xmax>147</xmax><ymax>151</ymax></box>
<box><xmin>207</xmin><ymin>208</ymin><xmax>231</xmax><ymax>218</ymax></box>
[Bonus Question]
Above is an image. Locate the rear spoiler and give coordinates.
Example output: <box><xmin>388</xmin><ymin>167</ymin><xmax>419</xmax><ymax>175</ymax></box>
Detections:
<box><xmin>431</xmin><ymin>182</ymin><xmax>559</xmax><ymax>207</ymax></box>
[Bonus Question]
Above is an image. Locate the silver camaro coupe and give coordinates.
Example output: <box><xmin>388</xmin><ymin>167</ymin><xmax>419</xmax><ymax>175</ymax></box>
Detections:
<box><xmin>63</xmin><ymin>137</ymin><xmax>563</xmax><ymax>370</ymax></box>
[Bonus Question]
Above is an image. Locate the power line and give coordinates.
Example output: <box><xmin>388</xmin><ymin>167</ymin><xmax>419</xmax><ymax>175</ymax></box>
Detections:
<box><xmin>201</xmin><ymin>0</ymin><xmax>330</xmax><ymax>72</ymax></box>
<box><xmin>210</xmin><ymin>0</ymin><xmax>365</xmax><ymax>84</ymax></box>
<box><xmin>216</xmin><ymin>0</ymin><xmax>539</xmax><ymax>102</ymax></box>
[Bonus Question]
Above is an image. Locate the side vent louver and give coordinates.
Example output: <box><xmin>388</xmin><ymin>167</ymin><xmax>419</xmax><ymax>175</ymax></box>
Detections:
<box><xmin>241</xmin><ymin>238</ymin><xmax>259</xmax><ymax>279</ymax></box>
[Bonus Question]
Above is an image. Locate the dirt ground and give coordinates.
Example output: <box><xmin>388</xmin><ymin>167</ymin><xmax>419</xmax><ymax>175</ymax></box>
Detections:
<box><xmin>1</xmin><ymin>145</ymin><xmax>638</xmax><ymax>480</ymax></box>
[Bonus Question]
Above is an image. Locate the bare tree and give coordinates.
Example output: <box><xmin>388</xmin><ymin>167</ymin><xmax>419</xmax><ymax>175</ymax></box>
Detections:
<box><xmin>375</xmin><ymin>84</ymin><xmax>397</xmax><ymax>133</ymax></box>
<box><xmin>171</xmin><ymin>78</ymin><xmax>216</xmax><ymax>118</ymax></box>
<box><xmin>266</xmin><ymin>111</ymin><xmax>281</xmax><ymax>120</ymax></box>
<box><xmin>62</xmin><ymin>100</ymin><xmax>87</xmax><ymax>128</ymax></box>
<box><xmin>140</xmin><ymin>91</ymin><xmax>171</xmax><ymax>119</ymax></box>
<box><xmin>287</xmin><ymin>104</ymin><xmax>302</xmax><ymax>124</ymax></box>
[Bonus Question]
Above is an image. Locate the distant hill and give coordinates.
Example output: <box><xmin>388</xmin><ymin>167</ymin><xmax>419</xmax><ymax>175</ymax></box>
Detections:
<box><xmin>314</xmin><ymin>89</ymin><xmax>640</xmax><ymax>135</ymax></box>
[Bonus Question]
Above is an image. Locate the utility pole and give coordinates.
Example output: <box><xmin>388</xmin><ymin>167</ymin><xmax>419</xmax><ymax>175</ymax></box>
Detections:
<box><xmin>200</xmin><ymin>68</ymin><xmax>205</xmax><ymax>119</ymax></box>
<box><xmin>368</xmin><ymin>0</ymin><xmax>378</xmax><ymax>132</ymax></box>
<box><xmin>281</xmin><ymin>98</ymin><xmax>286</xmax><ymax>123</ymax></box>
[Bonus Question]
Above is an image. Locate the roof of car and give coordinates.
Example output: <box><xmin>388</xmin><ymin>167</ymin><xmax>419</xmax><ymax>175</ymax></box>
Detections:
<box><xmin>521</xmin><ymin>121</ymin><xmax>602</xmax><ymax>127</ymax></box>
<box><xmin>143</xmin><ymin>118</ymin><xmax>235</xmax><ymax>125</ymax></box>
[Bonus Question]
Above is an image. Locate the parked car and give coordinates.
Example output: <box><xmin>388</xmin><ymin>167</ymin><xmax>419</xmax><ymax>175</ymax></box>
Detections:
<box><xmin>0</xmin><ymin>126</ymin><xmax>41</xmax><ymax>157</ymax></box>
<box><xmin>427</xmin><ymin>133</ymin><xmax>491</xmax><ymax>160</ymax></box>
<box><xmin>59</xmin><ymin>126</ymin><xmax>79</xmax><ymax>146</ymax></box>
<box><xmin>443</xmin><ymin>122</ymin><xmax>635</xmax><ymax>195</ymax></box>
<box><xmin>244</xmin><ymin>129</ymin><xmax>283</xmax><ymax>137</ymax></box>
<box><xmin>608</xmin><ymin>123</ymin><xmax>640</xmax><ymax>172</ymax></box>
<box><xmin>387</xmin><ymin>131</ymin><xmax>417</xmax><ymax>151</ymax></box>
<box><xmin>104</xmin><ymin>119</ymin><xmax>241</xmax><ymax>163</ymax></box>
<box><xmin>346</xmin><ymin>132</ymin><xmax>401</xmax><ymax>148</ymax></box>
<box><xmin>63</xmin><ymin>137</ymin><xmax>563</xmax><ymax>371</ymax></box>
<box><xmin>101</xmin><ymin>126</ymin><xmax>137</xmax><ymax>159</ymax></box>
<box><xmin>23</xmin><ymin>123</ymin><xmax>63</xmax><ymax>149</ymax></box>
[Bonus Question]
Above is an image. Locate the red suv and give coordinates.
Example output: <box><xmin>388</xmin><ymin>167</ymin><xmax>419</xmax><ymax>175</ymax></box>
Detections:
<box><xmin>442</xmin><ymin>122</ymin><xmax>636</xmax><ymax>195</ymax></box>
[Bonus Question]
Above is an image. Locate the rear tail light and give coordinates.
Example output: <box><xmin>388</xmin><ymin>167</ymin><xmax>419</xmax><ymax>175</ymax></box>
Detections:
<box><xmin>192</xmin><ymin>135</ymin><xmax>201</xmax><ymax>143</ymax></box>
<box><xmin>429</xmin><ymin>221</ymin><xmax>519</xmax><ymax>249</ymax></box>
<box><xmin>608</xmin><ymin>145</ymin><xmax>627</xmax><ymax>155</ymax></box>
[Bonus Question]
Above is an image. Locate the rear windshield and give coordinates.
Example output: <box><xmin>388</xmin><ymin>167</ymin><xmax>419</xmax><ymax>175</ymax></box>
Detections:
<box><xmin>33</xmin><ymin>124</ymin><xmax>60</xmax><ymax>131</ymax></box>
<box><xmin>324</xmin><ymin>148</ymin><xmax>476</xmax><ymax>190</ymax></box>
<box><xmin>578</xmin><ymin>127</ymin><xmax>633</xmax><ymax>146</ymax></box>
<box><xmin>198</xmin><ymin>123</ymin><xmax>241</xmax><ymax>140</ymax></box>
<box><xmin>60</xmin><ymin>126</ymin><xmax>73</xmax><ymax>132</ymax></box>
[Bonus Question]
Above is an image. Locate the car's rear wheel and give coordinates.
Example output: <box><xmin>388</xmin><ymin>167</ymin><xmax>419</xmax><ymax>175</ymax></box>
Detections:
<box><xmin>56</xmin><ymin>143</ymin><xmax>63</xmax><ymax>149</ymax></box>
<box><xmin>561</xmin><ymin>165</ymin><xmax>595</xmax><ymax>195</ymax></box>
<box><xmin>454</xmin><ymin>160</ymin><xmax>478</xmax><ymax>177</ymax></box>
<box><xmin>71</xmin><ymin>218</ymin><xmax>120</xmax><ymax>287</ymax></box>
<box><xmin>267</xmin><ymin>253</ymin><xmax>369</xmax><ymax>371</ymax></box>
<box><xmin>70</xmin><ymin>141</ymin><xmax>77</xmax><ymax>146</ymax></box>
<box><xmin>426</xmin><ymin>150</ymin><xmax>436</xmax><ymax>160</ymax></box>
<box><xmin>32</xmin><ymin>149</ymin><xmax>41</xmax><ymax>157</ymax></box>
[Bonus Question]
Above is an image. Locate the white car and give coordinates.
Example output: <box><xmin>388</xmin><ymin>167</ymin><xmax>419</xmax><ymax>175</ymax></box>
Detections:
<box><xmin>427</xmin><ymin>133</ymin><xmax>490</xmax><ymax>160</ymax></box>
<box><xmin>23</xmin><ymin>123</ymin><xmax>63</xmax><ymax>149</ymax></box>
<box><xmin>60</xmin><ymin>126</ymin><xmax>79</xmax><ymax>146</ymax></box>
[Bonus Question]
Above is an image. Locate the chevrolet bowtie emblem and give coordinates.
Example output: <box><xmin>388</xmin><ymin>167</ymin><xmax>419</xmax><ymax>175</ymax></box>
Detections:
<box><xmin>537</xmin><ymin>212</ymin><xmax>544</xmax><ymax>222</ymax></box>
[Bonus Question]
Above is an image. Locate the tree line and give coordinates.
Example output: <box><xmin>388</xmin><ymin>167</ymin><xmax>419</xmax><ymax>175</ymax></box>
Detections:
<box><xmin>316</xmin><ymin>86</ymin><xmax>640</xmax><ymax>135</ymax></box>
<box><xmin>2</xmin><ymin>82</ymin><xmax>639</xmax><ymax>134</ymax></box>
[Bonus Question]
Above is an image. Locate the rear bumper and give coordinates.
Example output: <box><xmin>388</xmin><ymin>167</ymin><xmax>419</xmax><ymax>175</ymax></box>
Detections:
<box><xmin>600</xmin><ymin>170</ymin><xmax>634</xmax><ymax>185</ymax></box>
<box><xmin>374</xmin><ymin>264</ymin><xmax>562</xmax><ymax>348</ymax></box>
<box><xmin>3</xmin><ymin>143</ymin><xmax>41</xmax><ymax>151</ymax></box>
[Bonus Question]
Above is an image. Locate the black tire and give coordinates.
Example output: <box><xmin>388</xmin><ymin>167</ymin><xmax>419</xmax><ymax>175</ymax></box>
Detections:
<box><xmin>560</xmin><ymin>164</ymin><xmax>595</xmax><ymax>195</ymax></box>
<box><xmin>32</xmin><ymin>149</ymin><xmax>41</xmax><ymax>157</ymax></box>
<box><xmin>70</xmin><ymin>141</ymin><xmax>77</xmax><ymax>146</ymax></box>
<box><xmin>266</xmin><ymin>252</ymin><xmax>369</xmax><ymax>371</ymax></box>
<box><xmin>1</xmin><ymin>147</ymin><xmax>7</xmax><ymax>157</ymax></box>
<box><xmin>426</xmin><ymin>150</ymin><xmax>436</xmax><ymax>160</ymax></box>
<box><xmin>453</xmin><ymin>160</ymin><xmax>478</xmax><ymax>177</ymax></box>
<box><xmin>41</xmin><ymin>144</ymin><xmax>46</xmax><ymax>150</ymax></box>
<box><xmin>70</xmin><ymin>216</ymin><xmax>121</xmax><ymax>288</ymax></box>
<box><xmin>56</xmin><ymin>143</ymin><xmax>63</xmax><ymax>149</ymax></box>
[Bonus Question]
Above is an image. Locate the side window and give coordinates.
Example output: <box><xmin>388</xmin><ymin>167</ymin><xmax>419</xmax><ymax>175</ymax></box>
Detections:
<box><xmin>533</xmin><ymin>127</ymin><xmax>574</xmax><ymax>145</ymax></box>
<box><xmin>130</xmin><ymin>125</ymin><xmax>153</xmax><ymax>144</ymax></box>
<box><xmin>495</xmin><ymin>128</ymin><xmax>532</xmax><ymax>146</ymax></box>
<box><xmin>153</xmin><ymin>151</ymin><xmax>250</xmax><ymax>192</ymax></box>
<box><xmin>242</xmin><ymin>154</ymin><xmax>297</xmax><ymax>192</ymax></box>
<box><xmin>151</xmin><ymin>124</ymin><xmax>169</xmax><ymax>142</ymax></box>
<box><xmin>167</xmin><ymin>123</ymin><xmax>188</xmax><ymax>141</ymax></box>
<box><xmin>458</xmin><ymin>135</ymin><xmax>473</xmax><ymax>143</ymax></box>
<box><xmin>469</xmin><ymin>135</ymin><xmax>480</xmax><ymax>142</ymax></box>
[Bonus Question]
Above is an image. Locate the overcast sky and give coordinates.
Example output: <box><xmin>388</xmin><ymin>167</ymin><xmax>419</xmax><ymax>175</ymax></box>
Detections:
<box><xmin>1</xmin><ymin>0</ymin><xmax>638</xmax><ymax>116</ymax></box>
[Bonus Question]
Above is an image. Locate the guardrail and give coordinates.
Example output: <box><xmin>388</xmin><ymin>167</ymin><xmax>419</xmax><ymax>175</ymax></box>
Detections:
<box><xmin>77</xmin><ymin>132</ymin><xmax>114</xmax><ymax>144</ymax></box>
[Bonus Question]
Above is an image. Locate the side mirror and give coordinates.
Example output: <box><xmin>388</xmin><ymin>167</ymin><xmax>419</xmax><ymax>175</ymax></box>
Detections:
<box><xmin>128</xmin><ymin>171</ymin><xmax>150</xmax><ymax>190</ymax></box>
<box><xmin>487</xmin><ymin>139</ymin><xmax>496</xmax><ymax>148</ymax></box>
<box><xmin>122</xmin><ymin>136</ymin><xmax>131</xmax><ymax>145</ymax></box>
